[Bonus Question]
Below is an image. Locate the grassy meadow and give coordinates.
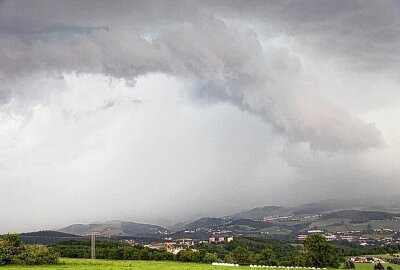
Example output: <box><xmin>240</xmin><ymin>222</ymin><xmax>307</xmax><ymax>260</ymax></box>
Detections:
<box><xmin>3</xmin><ymin>258</ymin><xmax>246</xmax><ymax>270</ymax></box>
<box><xmin>3</xmin><ymin>259</ymin><xmax>400</xmax><ymax>270</ymax></box>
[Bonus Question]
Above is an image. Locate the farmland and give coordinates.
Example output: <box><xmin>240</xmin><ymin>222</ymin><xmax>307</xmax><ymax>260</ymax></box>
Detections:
<box><xmin>3</xmin><ymin>259</ymin><xmax>400</xmax><ymax>270</ymax></box>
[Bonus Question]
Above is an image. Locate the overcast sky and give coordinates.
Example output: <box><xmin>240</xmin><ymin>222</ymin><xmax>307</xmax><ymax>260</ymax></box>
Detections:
<box><xmin>1</xmin><ymin>0</ymin><xmax>400</xmax><ymax>233</ymax></box>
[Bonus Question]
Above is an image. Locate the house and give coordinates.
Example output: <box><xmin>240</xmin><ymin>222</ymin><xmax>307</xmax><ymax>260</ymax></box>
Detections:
<box><xmin>297</xmin><ymin>235</ymin><xmax>307</xmax><ymax>241</ymax></box>
<box><xmin>209</xmin><ymin>237</ymin><xmax>226</xmax><ymax>244</ymax></box>
<box><xmin>175</xmin><ymin>238</ymin><xmax>194</xmax><ymax>246</ymax></box>
<box><xmin>324</xmin><ymin>234</ymin><xmax>337</xmax><ymax>241</ymax></box>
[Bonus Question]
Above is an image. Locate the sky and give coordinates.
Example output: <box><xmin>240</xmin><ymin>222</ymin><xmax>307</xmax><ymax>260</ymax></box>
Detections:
<box><xmin>1</xmin><ymin>0</ymin><xmax>400</xmax><ymax>233</ymax></box>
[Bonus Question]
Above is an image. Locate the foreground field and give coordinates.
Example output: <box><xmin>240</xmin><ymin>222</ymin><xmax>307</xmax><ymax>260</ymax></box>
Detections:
<box><xmin>3</xmin><ymin>259</ymin><xmax>400</xmax><ymax>270</ymax></box>
<box><xmin>4</xmin><ymin>258</ymin><xmax>248</xmax><ymax>270</ymax></box>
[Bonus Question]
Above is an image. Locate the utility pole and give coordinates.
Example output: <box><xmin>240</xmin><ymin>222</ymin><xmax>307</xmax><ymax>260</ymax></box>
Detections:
<box><xmin>90</xmin><ymin>232</ymin><xmax>98</xmax><ymax>259</ymax></box>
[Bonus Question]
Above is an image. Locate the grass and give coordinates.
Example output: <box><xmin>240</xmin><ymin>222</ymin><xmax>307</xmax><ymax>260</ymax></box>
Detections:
<box><xmin>353</xmin><ymin>263</ymin><xmax>400</xmax><ymax>270</ymax></box>
<box><xmin>3</xmin><ymin>258</ymin><xmax>248</xmax><ymax>270</ymax></box>
<box><xmin>3</xmin><ymin>258</ymin><xmax>400</xmax><ymax>270</ymax></box>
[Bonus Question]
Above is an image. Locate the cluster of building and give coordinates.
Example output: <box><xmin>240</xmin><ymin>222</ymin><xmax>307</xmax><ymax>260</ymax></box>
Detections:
<box><xmin>262</xmin><ymin>214</ymin><xmax>322</xmax><ymax>223</ymax></box>
<box><xmin>143</xmin><ymin>236</ymin><xmax>234</xmax><ymax>254</ymax></box>
<box><xmin>208</xmin><ymin>236</ymin><xmax>234</xmax><ymax>244</ymax></box>
<box><xmin>297</xmin><ymin>228</ymin><xmax>400</xmax><ymax>246</ymax></box>
<box><xmin>262</xmin><ymin>215</ymin><xmax>301</xmax><ymax>222</ymax></box>
<box><xmin>351</xmin><ymin>257</ymin><xmax>385</xmax><ymax>263</ymax></box>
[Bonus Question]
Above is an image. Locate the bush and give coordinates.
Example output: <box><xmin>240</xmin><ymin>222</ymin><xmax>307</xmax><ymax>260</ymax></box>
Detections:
<box><xmin>0</xmin><ymin>233</ymin><xmax>58</xmax><ymax>266</ymax></box>
<box><xmin>374</xmin><ymin>262</ymin><xmax>385</xmax><ymax>270</ymax></box>
<box><xmin>0</xmin><ymin>241</ymin><xmax>13</xmax><ymax>266</ymax></box>
<box><xmin>17</xmin><ymin>245</ymin><xmax>58</xmax><ymax>265</ymax></box>
<box><xmin>202</xmin><ymin>252</ymin><xmax>218</xmax><ymax>263</ymax></box>
<box><xmin>391</xmin><ymin>257</ymin><xmax>400</xmax><ymax>265</ymax></box>
<box><xmin>344</xmin><ymin>260</ymin><xmax>356</xmax><ymax>269</ymax></box>
<box><xmin>224</xmin><ymin>254</ymin><xmax>234</xmax><ymax>263</ymax></box>
<box><xmin>176</xmin><ymin>249</ymin><xmax>197</xmax><ymax>262</ymax></box>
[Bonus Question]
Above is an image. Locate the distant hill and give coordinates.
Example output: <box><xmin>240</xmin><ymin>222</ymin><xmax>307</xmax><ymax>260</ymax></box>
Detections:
<box><xmin>183</xmin><ymin>217</ymin><xmax>227</xmax><ymax>230</ymax></box>
<box><xmin>59</xmin><ymin>220</ymin><xmax>169</xmax><ymax>237</ymax></box>
<box><xmin>227</xmin><ymin>219</ymin><xmax>274</xmax><ymax>230</ymax></box>
<box><xmin>19</xmin><ymin>230</ymin><xmax>84</xmax><ymax>245</ymax></box>
<box><xmin>231</xmin><ymin>206</ymin><xmax>290</xmax><ymax>219</ymax></box>
<box><xmin>293</xmin><ymin>202</ymin><xmax>346</xmax><ymax>215</ymax></box>
<box><xmin>180</xmin><ymin>217</ymin><xmax>274</xmax><ymax>231</ymax></box>
<box><xmin>322</xmin><ymin>210</ymin><xmax>398</xmax><ymax>223</ymax></box>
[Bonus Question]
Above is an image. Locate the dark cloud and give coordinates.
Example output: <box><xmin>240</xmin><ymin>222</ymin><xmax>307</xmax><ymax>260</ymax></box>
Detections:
<box><xmin>0</xmin><ymin>0</ymin><xmax>387</xmax><ymax>151</ymax></box>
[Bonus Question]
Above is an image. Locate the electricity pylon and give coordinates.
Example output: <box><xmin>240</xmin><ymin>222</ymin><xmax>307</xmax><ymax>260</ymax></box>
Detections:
<box><xmin>90</xmin><ymin>232</ymin><xmax>99</xmax><ymax>259</ymax></box>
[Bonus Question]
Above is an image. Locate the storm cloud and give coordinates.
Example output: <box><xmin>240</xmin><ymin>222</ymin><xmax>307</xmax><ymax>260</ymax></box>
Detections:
<box><xmin>0</xmin><ymin>1</ymin><xmax>399</xmax><ymax>232</ymax></box>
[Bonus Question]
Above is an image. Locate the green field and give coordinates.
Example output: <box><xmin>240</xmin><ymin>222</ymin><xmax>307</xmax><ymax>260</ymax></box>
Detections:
<box><xmin>3</xmin><ymin>258</ymin><xmax>246</xmax><ymax>270</ymax></box>
<box><xmin>3</xmin><ymin>259</ymin><xmax>400</xmax><ymax>270</ymax></box>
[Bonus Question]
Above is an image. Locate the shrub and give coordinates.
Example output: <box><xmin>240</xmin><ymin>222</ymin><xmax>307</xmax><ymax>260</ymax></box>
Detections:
<box><xmin>374</xmin><ymin>262</ymin><xmax>385</xmax><ymax>270</ymax></box>
<box><xmin>344</xmin><ymin>260</ymin><xmax>356</xmax><ymax>269</ymax></box>
<box><xmin>0</xmin><ymin>234</ymin><xmax>58</xmax><ymax>266</ymax></box>
<box><xmin>17</xmin><ymin>245</ymin><xmax>58</xmax><ymax>265</ymax></box>
<box><xmin>176</xmin><ymin>249</ymin><xmax>197</xmax><ymax>262</ymax></box>
<box><xmin>202</xmin><ymin>252</ymin><xmax>218</xmax><ymax>263</ymax></box>
<box><xmin>0</xmin><ymin>241</ymin><xmax>12</xmax><ymax>266</ymax></box>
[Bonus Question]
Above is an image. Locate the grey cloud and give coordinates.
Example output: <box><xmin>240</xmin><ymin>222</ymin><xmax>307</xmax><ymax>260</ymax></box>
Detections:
<box><xmin>218</xmin><ymin>0</ymin><xmax>400</xmax><ymax>72</ymax></box>
<box><xmin>1</xmin><ymin>1</ymin><xmax>400</xmax><ymax>233</ymax></box>
<box><xmin>0</xmin><ymin>0</ymin><xmax>386</xmax><ymax>151</ymax></box>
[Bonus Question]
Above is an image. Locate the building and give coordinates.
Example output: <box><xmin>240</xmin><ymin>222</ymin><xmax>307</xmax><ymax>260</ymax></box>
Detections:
<box><xmin>351</xmin><ymin>257</ymin><xmax>383</xmax><ymax>263</ymax></box>
<box><xmin>307</xmin><ymin>230</ymin><xmax>323</xmax><ymax>234</ymax></box>
<box><xmin>324</xmin><ymin>234</ymin><xmax>337</xmax><ymax>241</ymax></box>
<box><xmin>297</xmin><ymin>234</ymin><xmax>307</xmax><ymax>241</ymax></box>
<box><xmin>209</xmin><ymin>237</ymin><xmax>224</xmax><ymax>244</ymax></box>
<box><xmin>208</xmin><ymin>236</ymin><xmax>233</xmax><ymax>244</ymax></box>
<box><xmin>226</xmin><ymin>236</ymin><xmax>234</xmax><ymax>243</ymax></box>
<box><xmin>175</xmin><ymin>238</ymin><xmax>194</xmax><ymax>246</ymax></box>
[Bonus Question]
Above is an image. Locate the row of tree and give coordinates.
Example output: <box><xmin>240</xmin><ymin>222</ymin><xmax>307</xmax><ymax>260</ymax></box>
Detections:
<box><xmin>52</xmin><ymin>234</ymin><xmax>342</xmax><ymax>267</ymax></box>
<box><xmin>0</xmin><ymin>234</ymin><xmax>58</xmax><ymax>266</ymax></box>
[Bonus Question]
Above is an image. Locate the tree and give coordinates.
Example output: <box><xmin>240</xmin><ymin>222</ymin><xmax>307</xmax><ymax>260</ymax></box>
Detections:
<box><xmin>202</xmin><ymin>252</ymin><xmax>218</xmax><ymax>263</ymax></box>
<box><xmin>3</xmin><ymin>234</ymin><xmax>23</xmax><ymax>248</ymax></box>
<box><xmin>176</xmin><ymin>249</ymin><xmax>197</xmax><ymax>262</ymax></box>
<box><xmin>256</xmin><ymin>248</ymin><xmax>278</xmax><ymax>266</ymax></box>
<box><xmin>302</xmin><ymin>234</ymin><xmax>341</xmax><ymax>268</ymax></box>
<box><xmin>231</xmin><ymin>246</ymin><xmax>251</xmax><ymax>265</ymax></box>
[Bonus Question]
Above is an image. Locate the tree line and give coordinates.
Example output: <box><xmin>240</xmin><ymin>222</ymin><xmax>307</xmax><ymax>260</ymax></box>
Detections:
<box><xmin>52</xmin><ymin>234</ymin><xmax>342</xmax><ymax>267</ymax></box>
